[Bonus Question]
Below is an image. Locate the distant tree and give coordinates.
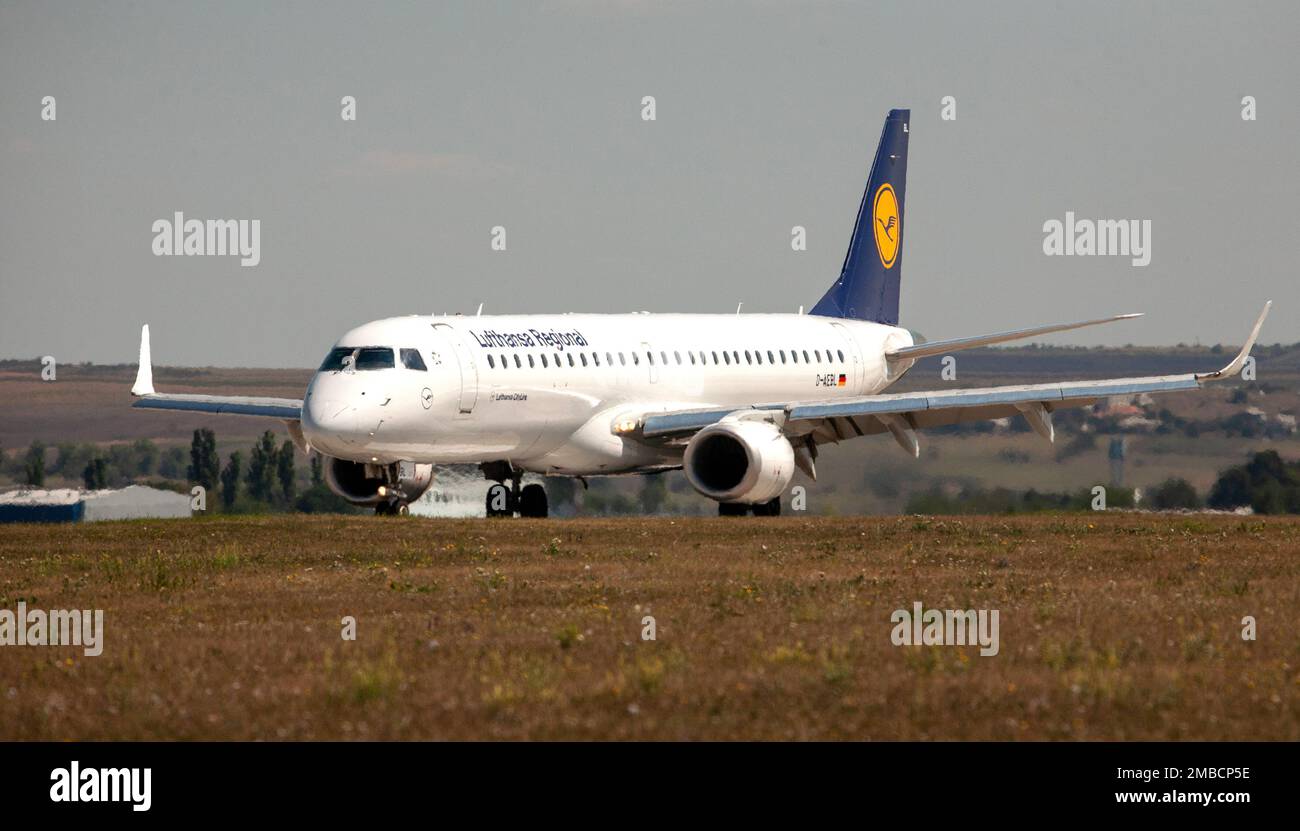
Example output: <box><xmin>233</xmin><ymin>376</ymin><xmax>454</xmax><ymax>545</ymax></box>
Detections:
<box><xmin>276</xmin><ymin>441</ymin><xmax>296</xmax><ymax>502</ymax></box>
<box><xmin>1220</xmin><ymin>412</ymin><xmax>1262</xmax><ymax>438</ymax></box>
<box><xmin>309</xmin><ymin>454</ymin><xmax>324</xmax><ymax>486</ymax></box>
<box><xmin>107</xmin><ymin>444</ymin><xmax>137</xmax><ymax>481</ymax></box>
<box><xmin>23</xmin><ymin>441</ymin><xmax>46</xmax><ymax>487</ymax></box>
<box><xmin>158</xmin><ymin>446</ymin><xmax>188</xmax><ymax>479</ymax></box>
<box><xmin>82</xmin><ymin>458</ymin><xmax>107</xmax><ymax>490</ymax></box>
<box><xmin>220</xmin><ymin>451</ymin><xmax>242</xmax><ymax>509</ymax></box>
<box><xmin>1208</xmin><ymin>451</ymin><xmax>1300</xmax><ymax>514</ymax></box>
<box><xmin>188</xmin><ymin>429</ymin><xmax>219</xmax><ymax>491</ymax></box>
<box><xmin>51</xmin><ymin>442</ymin><xmax>78</xmax><ymax>475</ymax></box>
<box><xmin>54</xmin><ymin>443</ymin><xmax>97</xmax><ymax>479</ymax></box>
<box><xmin>1245</xmin><ymin>449</ymin><xmax>1288</xmax><ymax>483</ymax></box>
<box><xmin>1148</xmin><ymin>478</ymin><xmax>1200</xmax><ymax>510</ymax></box>
<box><xmin>1253</xmin><ymin>479</ymin><xmax>1290</xmax><ymax>515</ymax></box>
<box><xmin>246</xmin><ymin>431</ymin><xmax>279</xmax><ymax>502</ymax></box>
<box><xmin>132</xmin><ymin>438</ymin><xmax>159</xmax><ymax>475</ymax></box>
<box><xmin>1208</xmin><ymin>467</ymin><xmax>1252</xmax><ymax>510</ymax></box>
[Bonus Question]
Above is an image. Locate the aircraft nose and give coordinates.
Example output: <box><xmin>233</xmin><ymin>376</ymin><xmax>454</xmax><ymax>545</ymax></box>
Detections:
<box><xmin>304</xmin><ymin>396</ymin><xmax>359</xmax><ymax>443</ymax></box>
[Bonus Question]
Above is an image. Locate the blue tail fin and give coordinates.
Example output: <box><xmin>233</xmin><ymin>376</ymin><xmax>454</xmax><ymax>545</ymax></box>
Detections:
<box><xmin>810</xmin><ymin>109</ymin><xmax>909</xmax><ymax>324</ymax></box>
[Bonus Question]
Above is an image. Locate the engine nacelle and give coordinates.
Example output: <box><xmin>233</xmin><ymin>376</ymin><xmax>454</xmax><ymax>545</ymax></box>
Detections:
<box><xmin>683</xmin><ymin>420</ymin><xmax>795</xmax><ymax>505</ymax></box>
<box><xmin>323</xmin><ymin>457</ymin><xmax>434</xmax><ymax>505</ymax></box>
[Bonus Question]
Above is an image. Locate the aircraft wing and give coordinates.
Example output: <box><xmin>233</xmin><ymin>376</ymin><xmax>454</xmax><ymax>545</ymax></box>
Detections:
<box><xmin>129</xmin><ymin>325</ymin><xmax>303</xmax><ymax>421</ymax></box>
<box><xmin>885</xmin><ymin>312</ymin><xmax>1142</xmax><ymax>363</ymax></box>
<box><xmin>639</xmin><ymin>303</ymin><xmax>1271</xmax><ymax>459</ymax></box>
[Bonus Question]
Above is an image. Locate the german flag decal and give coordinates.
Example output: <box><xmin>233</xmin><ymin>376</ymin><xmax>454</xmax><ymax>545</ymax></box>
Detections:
<box><xmin>838</xmin><ymin>374</ymin><xmax>847</xmax><ymax>387</ymax></box>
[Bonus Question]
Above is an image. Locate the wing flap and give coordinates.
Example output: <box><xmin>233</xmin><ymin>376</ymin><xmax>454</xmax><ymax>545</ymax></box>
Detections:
<box><xmin>788</xmin><ymin>375</ymin><xmax>1200</xmax><ymax>425</ymax></box>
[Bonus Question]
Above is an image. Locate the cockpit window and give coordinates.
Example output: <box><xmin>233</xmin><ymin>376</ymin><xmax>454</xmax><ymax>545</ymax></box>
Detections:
<box><xmin>354</xmin><ymin>347</ymin><xmax>395</xmax><ymax>370</ymax></box>
<box><xmin>319</xmin><ymin>347</ymin><xmax>355</xmax><ymax>372</ymax></box>
<box><xmin>400</xmin><ymin>348</ymin><xmax>427</xmax><ymax>371</ymax></box>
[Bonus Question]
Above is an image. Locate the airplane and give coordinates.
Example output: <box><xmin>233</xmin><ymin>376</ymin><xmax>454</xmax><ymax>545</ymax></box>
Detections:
<box><xmin>129</xmin><ymin>108</ymin><xmax>1272</xmax><ymax>517</ymax></box>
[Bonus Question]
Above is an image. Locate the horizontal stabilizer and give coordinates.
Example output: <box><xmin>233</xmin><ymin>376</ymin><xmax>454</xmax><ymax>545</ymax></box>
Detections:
<box><xmin>885</xmin><ymin>313</ymin><xmax>1142</xmax><ymax>363</ymax></box>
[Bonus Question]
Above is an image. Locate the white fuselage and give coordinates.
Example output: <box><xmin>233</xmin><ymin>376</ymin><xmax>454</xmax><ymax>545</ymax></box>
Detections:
<box><xmin>300</xmin><ymin>313</ymin><xmax>914</xmax><ymax>475</ymax></box>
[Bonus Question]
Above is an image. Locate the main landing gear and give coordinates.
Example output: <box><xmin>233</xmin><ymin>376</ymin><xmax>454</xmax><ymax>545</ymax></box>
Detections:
<box><xmin>718</xmin><ymin>497</ymin><xmax>781</xmax><ymax>517</ymax></box>
<box><xmin>482</xmin><ymin>462</ymin><xmax>548</xmax><ymax>518</ymax></box>
<box><xmin>374</xmin><ymin>500</ymin><xmax>410</xmax><ymax>516</ymax></box>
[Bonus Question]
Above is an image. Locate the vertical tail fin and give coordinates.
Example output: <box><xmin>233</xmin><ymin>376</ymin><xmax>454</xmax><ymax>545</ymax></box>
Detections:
<box><xmin>811</xmin><ymin>108</ymin><xmax>909</xmax><ymax>324</ymax></box>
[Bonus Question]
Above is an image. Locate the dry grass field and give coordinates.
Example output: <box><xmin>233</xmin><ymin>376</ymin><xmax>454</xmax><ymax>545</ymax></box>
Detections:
<box><xmin>1</xmin><ymin>514</ymin><xmax>1297</xmax><ymax>740</ymax></box>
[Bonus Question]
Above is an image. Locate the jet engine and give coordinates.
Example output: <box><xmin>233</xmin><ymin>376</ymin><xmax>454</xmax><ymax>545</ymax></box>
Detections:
<box><xmin>683</xmin><ymin>420</ymin><xmax>795</xmax><ymax>505</ymax></box>
<box><xmin>323</xmin><ymin>457</ymin><xmax>434</xmax><ymax>505</ymax></box>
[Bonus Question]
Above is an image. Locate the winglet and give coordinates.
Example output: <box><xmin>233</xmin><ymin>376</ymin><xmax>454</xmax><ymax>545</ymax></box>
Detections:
<box><xmin>131</xmin><ymin>324</ymin><xmax>155</xmax><ymax>397</ymax></box>
<box><xmin>1197</xmin><ymin>301</ymin><xmax>1272</xmax><ymax>382</ymax></box>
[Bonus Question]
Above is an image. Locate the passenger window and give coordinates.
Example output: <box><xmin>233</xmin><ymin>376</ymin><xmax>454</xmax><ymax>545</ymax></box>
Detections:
<box><xmin>779</xmin><ymin>350</ymin><xmax>786</xmax><ymax>364</ymax></box>
<box><xmin>541</xmin><ymin>354</ymin><xmax>548</xmax><ymax>368</ymax></box>
<box><xmin>620</xmin><ymin>353</ymin><xmax>627</xmax><ymax>366</ymax></box>
<box><xmin>567</xmin><ymin>354</ymin><xmax>575</xmax><ymax>367</ymax></box>
<box><xmin>593</xmin><ymin>353</ymin><xmax>601</xmax><ymax>366</ymax></box>
<box><xmin>838</xmin><ymin>349</ymin><xmax>845</xmax><ymax>362</ymax></box>
<box><xmin>487</xmin><ymin>354</ymin><xmax>496</xmax><ymax>369</ymax></box>
<box><xmin>802</xmin><ymin>350</ymin><xmax>810</xmax><ymax>363</ymax></box>
<box><xmin>513</xmin><ymin>354</ymin><xmax>522</xmax><ymax>368</ymax></box>
<box><xmin>723</xmin><ymin>352</ymin><xmax>731</xmax><ymax>365</ymax></box>
<box><xmin>528</xmin><ymin>354</ymin><xmax>535</xmax><ymax>368</ymax></box>
<box><xmin>647</xmin><ymin>352</ymin><xmax>655</xmax><ymax>366</ymax></box>
<box><xmin>688</xmin><ymin>352</ymin><xmax>696</xmax><ymax>365</ymax></box>
<box><xmin>580</xmin><ymin>353</ymin><xmax>588</xmax><ymax>367</ymax></box>
<box><xmin>661</xmin><ymin>351</ymin><xmax>668</xmax><ymax>365</ymax></box>
<box><xmin>712</xmin><ymin>351</ymin><xmax>719</xmax><ymax>364</ymax></box>
<box><xmin>674</xmin><ymin>351</ymin><xmax>682</xmax><ymax>365</ymax></box>
<box><xmin>354</xmin><ymin>347</ymin><xmax>395</xmax><ymax>370</ymax></box>
<box><xmin>767</xmin><ymin>350</ymin><xmax>775</xmax><ymax>364</ymax></box>
<box><xmin>815</xmin><ymin>350</ymin><xmax>822</xmax><ymax>362</ymax></box>
<box><xmin>744</xmin><ymin>350</ymin><xmax>752</xmax><ymax>364</ymax></box>
<box><xmin>633</xmin><ymin>352</ymin><xmax>640</xmax><ymax>365</ymax></box>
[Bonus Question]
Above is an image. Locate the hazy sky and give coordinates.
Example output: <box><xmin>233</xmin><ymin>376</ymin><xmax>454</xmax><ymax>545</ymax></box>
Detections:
<box><xmin>1</xmin><ymin>1</ymin><xmax>1295</xmax><ymax>367</ymax></box>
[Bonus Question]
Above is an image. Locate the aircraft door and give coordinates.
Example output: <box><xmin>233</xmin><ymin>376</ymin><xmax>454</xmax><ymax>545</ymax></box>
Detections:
<box><xmin>432</xmin><ymin>323</ymin><xmax>479</xmax><ymax>414</ymax></box>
